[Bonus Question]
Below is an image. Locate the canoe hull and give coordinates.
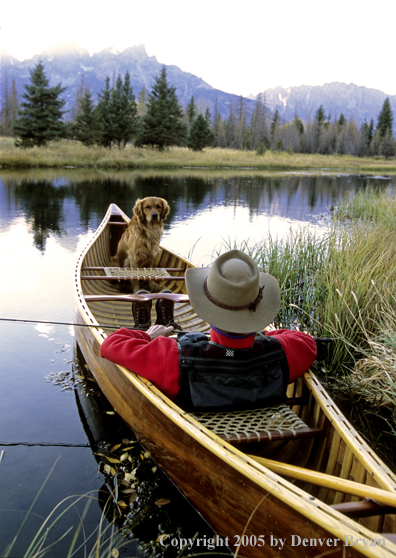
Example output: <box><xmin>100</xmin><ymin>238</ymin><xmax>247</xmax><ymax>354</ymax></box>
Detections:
<box><xmin>74</xmin><ymin>204</ymin><xmax>396</xmax><ymax>558</ymax></box>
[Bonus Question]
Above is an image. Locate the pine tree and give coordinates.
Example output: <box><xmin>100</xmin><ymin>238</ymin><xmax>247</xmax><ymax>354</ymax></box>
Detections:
<box><xmin>376</xmin><ymin>98</ymin><xmax>393</xmax><ymax>138</ymax></box>
<box><xmin>270</xmin><ymin>109</ymin><xmax>280</xmax><ymax>148</ymax></box>
<box><xmin>226</xmin><ymin>101</ymin><xmax>238</xmax><ymax>148</ymax></box>
<box><xmin>338</xmin><ymin>113</ymin><xmax>346</xmax><ymax>128</ymax></box>
<box><xmin>204</xmin><ymin>107</ymin><xmax>211</xmax><ymax>126</ymax></box>
<box><xmin>379</xmin><ymin>128</ymin><xmax>396</xmax><ymax>159</ymax></box>
<box><xmin>97</xmin><ymin>77</ymin><xmax>113</xmax><ymax>148</ymax></box>
<box><xmin>250</xmin><ymin>93</ymin><xmax>269</xmax><ymax>150</ymax></box>
<box><xmin>314</xmin><ymin>105</ymin><xmax>326</xmax><ymax>151</ymax></box>
<box><xmin>187</xmin><ymin>113</ymin><xmax>215</xmax><ymax>151</ymax></box>
<box><xmin>137</xmin><ymin>67</ymin><xmax>187</xmax><ymax>150</ymax></box>
<box><xmin>71</xmin><ymin>75</ymin><xmax>87</xmax><ymax>122</ymax></box>
<box><xmin>72</xmin><ymin>89</ymin><xmax>100</xmax><ymax>146</ymax></box>
<box><xmin>186</xmin><ymin>96</ymin><xmax>197</xmax><ymax>131</ymax></box>
<box><xmin>13</xmin><ymin>61</ymin><xmax>66</xmax><ymax>147</ymax></box>
<box><xmin>236</xmin><ymin>95</ymin><xmax>247</xmax><ymax>149</ymax></box>
<box><xmin>108</xmin><ymin>72</ymin><xmax>138</xmax><ymax>148</ymax></box>
<box><xmin>137</xmin><ymin>86</ymin><xmax>148</xmax><ymax>117</ymax></box>
<box><xmin>1</xmin><ymin>75</ymin><xmax>19</xmax><ymax>136</ymax></box>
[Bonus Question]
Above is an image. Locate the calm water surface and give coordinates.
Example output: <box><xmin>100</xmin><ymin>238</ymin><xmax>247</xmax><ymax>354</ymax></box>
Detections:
<box><xmin>1</xmin><ymin>170</ymin><xmax>394</xmax><ymax>556</ymax></box>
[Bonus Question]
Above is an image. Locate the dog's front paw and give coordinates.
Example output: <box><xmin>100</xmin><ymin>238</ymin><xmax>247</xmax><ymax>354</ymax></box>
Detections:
<box><xmin>148</xmin><ymin>281</ymin><xmax>160</xmax><ymax>293</ymax></box>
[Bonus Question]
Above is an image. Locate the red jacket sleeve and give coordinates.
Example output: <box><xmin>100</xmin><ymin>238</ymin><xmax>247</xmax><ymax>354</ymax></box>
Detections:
<box><xmin>264</xmin><ymin>330</ymin><xmax>317</xmax><ymax>383</ymax></box>
<box><xmin>100</xmin><ymin>328</ymin><xmax>180</xmax><ymax>399</ymax></box>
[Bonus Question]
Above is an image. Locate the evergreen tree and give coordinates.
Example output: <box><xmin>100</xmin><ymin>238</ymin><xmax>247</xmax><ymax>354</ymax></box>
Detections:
<box><xmin>376</xmin><ymin>98</ymin><xmax>393</xmax><ymax>138</ymax></box>
<box><xmin>270</xmin><ymin>109</ymin><xmax>280</xmax><ymax>149</ymax></box>
<box><xmin>1</xmin><ymin>75</ymin><xmax>19</xmax><ymax>136</ymax></box>
<box><xmin>137</xmin><ymin>67</ymin><xmax>187</xmax><ymax>150</ymax></box>
<box><xmin>71</xmin><ymin>75</ymin><xmax>87</xmax><ymax>122</ymax></box>
<box><xmin>97</xmin><ymin>77</ymin><xmax>113</xmax><ymax>148</ymax></box>
<box><xmin>359</xmin><ymin>119</ymin><xmax>374</xmax><ymax>154</ymax></box>
<box><xmin>270</xmin><ymin>109</ymin><xmax>280</xmax><ymax>137</ymax></box>
<box><xmin>187</xmin><ymin>113</ymin><xmax>215</xmax><ymax>151</ymax></box>
<box><xmin>315</xmin><ymin>105</ymin><xmax>326</xmax><ymax>125</ymax></box>
<box><xmin>226</xmin><ymin>101</ymin><xmax>238</xmax><ymax>148</ymax></box>
<box><xmin>13</xmin><ymin>61</ymin><xmax>66</xmax><ymax>147</ymax></box>
<box><xmin>338</xmin><ymin>113</ymin><xmax>346</xmax><ymax>128</ymax></box>
<box><xmin>204</xmin><ymin>107</ymin><xmax>212</xmax><ymax>126</ymax></box>
<box><xmin>213</xmin><ymin>96</ymin><xmax>226</xmax><ymax>147</ymax></box>
<box><xmin>108</xmin><ymin>72</ymin><xmax>138</xmax><ymax>148</ymax></box>
<box><xmin>379</xmin><ymin>128</ymin><xmax>396</xmax><ymax>159</ymax></box>
<box><xmin>72</xmin><ymin>89</ymin><xmax>100</xmax><ymax>146</ymax></box>
<box><xmin>137</xmin><ymin>86</ymin><xmax>148</xmax><ymax>117</ymax></box>
<box><xmin>186</xmin><ymin>96</ymin><xmax>197</xmax><ymax>130</ymax></box>
<box><xmin>250</xmin><ymin>93</ymin><xmax>269</xmax><ymax>150</ymax></box>
<box><xmin>313</xmin><ymin>105</ymin><xmax>326</xmax><ymax>151</ymax></box>
<box><xmin>236</xmin><ymin>95</ymin><xmax>247</xmax><ymax>149</ymax></box>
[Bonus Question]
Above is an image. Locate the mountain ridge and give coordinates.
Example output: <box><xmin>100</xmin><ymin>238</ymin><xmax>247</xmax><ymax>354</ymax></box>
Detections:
<box><xmin>1</xmin><ymin>44</ymin><xmax>395</xmax><ymax>127</ymax></box>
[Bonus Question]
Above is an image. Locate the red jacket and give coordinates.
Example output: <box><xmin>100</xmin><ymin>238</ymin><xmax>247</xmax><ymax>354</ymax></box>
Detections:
<box><xmin>100</xmin><ymin>327</ymin><xmax>317</xmax><ymax>400</ymax></box>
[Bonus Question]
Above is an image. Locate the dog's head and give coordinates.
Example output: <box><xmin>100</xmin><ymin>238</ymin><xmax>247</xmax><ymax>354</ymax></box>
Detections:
<box><xmin>133</xmin><ymin>197</ymin><xmax>170</xmax><ymax>225</ymax></box>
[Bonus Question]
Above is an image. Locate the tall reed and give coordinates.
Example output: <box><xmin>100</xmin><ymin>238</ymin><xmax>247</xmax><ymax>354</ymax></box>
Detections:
<box><xmin>335</xmin><ymin>186</ymin><xmax>396</xmax><ymax>230</ymax></box>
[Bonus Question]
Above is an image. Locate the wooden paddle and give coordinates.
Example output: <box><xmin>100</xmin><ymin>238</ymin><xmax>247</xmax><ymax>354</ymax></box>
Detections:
<box><xmin>248</xmin><ymin>454</ymin><xmax>396</xmax><ymax>508</ymax></box>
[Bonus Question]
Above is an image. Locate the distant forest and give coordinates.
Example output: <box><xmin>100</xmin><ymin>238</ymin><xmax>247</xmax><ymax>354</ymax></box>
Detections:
<box><xmin>1</xmin><ymin>62</ymin><xmax>395</xmax><ymax>158</ymax></box>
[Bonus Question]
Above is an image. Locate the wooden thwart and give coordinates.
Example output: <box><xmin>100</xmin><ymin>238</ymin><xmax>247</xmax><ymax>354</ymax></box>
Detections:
<box><xmin>81</xmin><ymin>276</ymin><xmax>185</xmax><ymax>281</ymax></box>
<box><xmin>82</xmin><ymin>267</ymin><xmax>185</xmax><ymax>272</ymax></box>
<box><xmin>84</xmin><ymin>293</ymin><xmax>189</xmax><ymax>303</ymax></box>
<box><xmin>81</xmin><ymin>266</ymin><xmax>185</xmax><ymax>282</ymax></box>
<box><xmin>248</xmin><ymin>454</ymin><xmax>396</xmax><ymax>509</ymax></box>
<box><xmin>331</xmin><ymin>500</ymin><xmax>396</xmax><ymax>518</ymax></box>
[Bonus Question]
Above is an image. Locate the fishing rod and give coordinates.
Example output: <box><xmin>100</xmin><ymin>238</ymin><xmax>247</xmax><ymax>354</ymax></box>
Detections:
<box><xmin>0</xmin><ymin>317</ymin><xmax>138</xmax><ymax>330</ymax></box>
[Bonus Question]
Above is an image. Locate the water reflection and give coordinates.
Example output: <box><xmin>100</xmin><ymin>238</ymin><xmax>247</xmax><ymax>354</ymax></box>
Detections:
<box><xmin>1</xmin><ymin>170</ymin><xmax>394</xmax><ymax>259</ymax></box>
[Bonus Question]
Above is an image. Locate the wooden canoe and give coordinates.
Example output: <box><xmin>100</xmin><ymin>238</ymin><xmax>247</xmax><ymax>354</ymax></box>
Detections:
<box><xmin>73</xmin><ymin>203</ymin><xmax>396</xmax><ymax>558</ymax></box>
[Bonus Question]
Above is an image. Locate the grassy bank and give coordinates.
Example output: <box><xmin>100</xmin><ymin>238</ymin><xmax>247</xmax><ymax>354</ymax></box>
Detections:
<box><xmin>1</xmin><ymin>137</ymin><xmax>396</xmax><ymax>173</ymax></box>
<box><xmin>227</xmin><ymin>187</ymin><xmax>396</xmax><ymax>450</ymax></box>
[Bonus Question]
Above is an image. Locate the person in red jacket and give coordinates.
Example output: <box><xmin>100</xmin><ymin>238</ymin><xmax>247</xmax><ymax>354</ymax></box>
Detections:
<box><xmin>100</xmin><ymin>250</ymin><xmax>317</xmax><ymax>410</ymax></box>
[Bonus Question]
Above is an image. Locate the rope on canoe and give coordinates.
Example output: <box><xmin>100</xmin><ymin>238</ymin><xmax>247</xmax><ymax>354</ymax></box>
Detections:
<box><xmin>190</xmin><ymin>403</ymin><xmax>310</xmax><ymax>443</ymax></box>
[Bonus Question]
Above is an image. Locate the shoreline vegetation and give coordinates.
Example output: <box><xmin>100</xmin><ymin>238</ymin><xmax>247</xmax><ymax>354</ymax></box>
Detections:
<box><xmin>1</xmin><ymin>137</ymin><xmax>396</xmax><ymax>174</ymax></box>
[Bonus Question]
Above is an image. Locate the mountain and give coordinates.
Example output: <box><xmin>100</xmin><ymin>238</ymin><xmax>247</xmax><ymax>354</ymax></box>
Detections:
<box><xmin>260</xmin><ymin>82</ymin><xmax>396</xmax><ymax>127</ymax></box>
<box><xmin>1</xmin><ymin>43</ymin><xmax>395</xmax><ymax>127</ymax></box>
<box><xmin>1</xmin><ymin>43</ymin><xmax>256</xmax><ymax>120</ymax></box>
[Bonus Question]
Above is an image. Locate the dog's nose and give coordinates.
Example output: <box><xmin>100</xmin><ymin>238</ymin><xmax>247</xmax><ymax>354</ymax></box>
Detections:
<box><xmin>152</xmin><ymin>212</ymin><xmax>159</xmax><ymax>220</ymax></box>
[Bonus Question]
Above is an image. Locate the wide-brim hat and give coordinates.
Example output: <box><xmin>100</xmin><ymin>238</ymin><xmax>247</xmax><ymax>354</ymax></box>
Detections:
<box><xmin>185</xmin><ymin>250</ymin><xmax>280</xmax><ymax>333</ymax></box>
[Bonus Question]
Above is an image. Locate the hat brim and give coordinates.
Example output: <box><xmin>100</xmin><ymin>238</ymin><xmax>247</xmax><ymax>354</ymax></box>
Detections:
<box><xmin>185</xmin><ymin>266</ymin><xmax>280</xmax><ymax>334</ymax></box>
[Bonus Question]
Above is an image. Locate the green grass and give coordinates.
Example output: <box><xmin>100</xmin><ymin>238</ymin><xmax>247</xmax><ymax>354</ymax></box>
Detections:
<box><xmin>1</xmin><ymin>137</ymin><xmax>396</xmax><ymax>173</ymax></box>
<box><xmin>335</xmin><ymin>186</ymin><xmax>396</xmax><ymax>229</ymax></box>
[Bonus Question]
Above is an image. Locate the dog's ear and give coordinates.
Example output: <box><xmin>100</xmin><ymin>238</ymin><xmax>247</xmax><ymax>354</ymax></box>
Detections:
<box><xmin>160</xmin><ymin>199</ymin><xmax>170</xmax><ymax>220</ymax></box>
<box><xmin>133</xmin><ymin>198</ymin><xmax>145</xmax><ymax>222</ymax></box>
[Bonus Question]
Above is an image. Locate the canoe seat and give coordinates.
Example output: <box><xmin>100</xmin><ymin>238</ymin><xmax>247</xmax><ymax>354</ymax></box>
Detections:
<box><xmin>190</xmin><ymin>401</ymin><xmax>325</xmax><ymax>444</ymax></box>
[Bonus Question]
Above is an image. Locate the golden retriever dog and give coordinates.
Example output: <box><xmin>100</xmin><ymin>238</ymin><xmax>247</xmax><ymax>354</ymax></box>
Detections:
<box><xmin>110</xmin><ymin>196</ymin><xmax>170</xmax><ymax>292</ymax></box>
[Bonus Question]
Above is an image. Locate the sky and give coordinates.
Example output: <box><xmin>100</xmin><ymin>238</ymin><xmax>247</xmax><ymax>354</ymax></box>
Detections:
<box><xmin>1</xmin><ymin>0</ymin><xmax>396</xmax><ymax>97</ymax></box>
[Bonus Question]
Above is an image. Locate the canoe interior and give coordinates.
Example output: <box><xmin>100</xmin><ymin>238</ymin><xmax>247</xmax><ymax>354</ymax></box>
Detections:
<box><xmin>75</xmin><ymin>204</ymin><xmax>396</xmax><ymax>555</ymax></box>
<box><xmin>79</xmin><ymin>207</ymin><xmax>209</xmax><ymax>335</ymax></box>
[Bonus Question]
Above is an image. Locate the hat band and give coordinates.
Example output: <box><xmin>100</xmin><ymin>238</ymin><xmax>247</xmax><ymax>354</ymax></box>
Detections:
<box><xmin>203</xmin><ymin>278</ymin><xmax>264</xmax><ymax>313</ymax></box>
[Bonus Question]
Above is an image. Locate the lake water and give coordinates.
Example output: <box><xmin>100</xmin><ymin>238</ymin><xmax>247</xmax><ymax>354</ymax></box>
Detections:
<box><xmin>1</xmin><ymin>170</ymin><xmax>394</xmax><ymax>557</ymax></box>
